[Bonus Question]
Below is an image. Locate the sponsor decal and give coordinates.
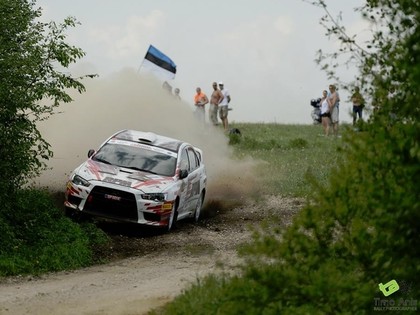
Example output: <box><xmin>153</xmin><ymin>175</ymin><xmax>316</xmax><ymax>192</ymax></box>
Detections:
<box><xmin>104</xmin><ymin>194</ymin><xmax>121</xmax><ymax>201</ymax></box>
<box><xmin>103</xmin><ymin>177</ymin><xmax>132</xmax><ymax>187</ymax></box>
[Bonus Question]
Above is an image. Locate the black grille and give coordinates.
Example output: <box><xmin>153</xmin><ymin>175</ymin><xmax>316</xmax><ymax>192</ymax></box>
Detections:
<box><xmin>84</xmin><ymin>186</ymin><xmax>138</xmax><ymax>222</ymax></box>
<box><xmin>143</xmin><ymin>212</ymin><xmax>161</xmax><ymax>222</ymax></box>
<box><xmin>68</xmin><ymin>195</ymin><xmax>82</xmax><ymax>206</ymax></box>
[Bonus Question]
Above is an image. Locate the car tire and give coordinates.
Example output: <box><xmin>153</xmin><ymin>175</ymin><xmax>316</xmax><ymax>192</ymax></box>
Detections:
<box><xmin>167</xmin><ymin>203</ymin><xmax>178</xmax><ymax>232</ymax></box>
<box><xmin>64</xmin><ymin>207</ymin><xmax>73</xmax><ymax>216</ymax></box>
<box><xmin>193</xmin><ymin>192</ymin><xmax>204</xmax><ymax>223</ymax></box>
<box><xmin>64</xmin><ymin>207</ymin><xmax>89</xmax><ymax>222</ymax></box>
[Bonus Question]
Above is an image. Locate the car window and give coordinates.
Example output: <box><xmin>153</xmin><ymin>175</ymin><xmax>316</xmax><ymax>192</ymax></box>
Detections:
<box><xmin>179</xmin><ymin>148</ymin><xmax>190</xmax><ymax>171</ymax></box>
<box><xmin>187</xmin><ymin>148</ymin><xmax>199</xmax><ymax>171</ymax></box>
<box><xmin>93</xmin><ymin>143</ymin><xmax>177</xmax><ymax>177</ymax></box>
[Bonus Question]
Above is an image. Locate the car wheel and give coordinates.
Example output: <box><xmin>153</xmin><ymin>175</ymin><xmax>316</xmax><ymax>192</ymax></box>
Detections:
<box><xmin>193</xmin><ymin>192</ymin><xmax>204</xmax><ymax>223</ymax></box>
<box><xmin>64</xmin><ymin>207</ymin><xmax>75</xmax><ymax>217</ymax></box>
<box><xmin>65</xmin><ymin>207</ymin><xmax>89</xmax><ymax>222</ymax></box>
<box><xmin>167</xmin><ymin>203</ymin><xmax>178</xmax><ymax>232</ymax></box>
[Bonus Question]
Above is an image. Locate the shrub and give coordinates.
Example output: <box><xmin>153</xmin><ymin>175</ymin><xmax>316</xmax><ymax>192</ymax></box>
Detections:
<box><xmin>0</xmin><ymin>189</ymin><xmax>109</xmax><ymax>276</ymax></box>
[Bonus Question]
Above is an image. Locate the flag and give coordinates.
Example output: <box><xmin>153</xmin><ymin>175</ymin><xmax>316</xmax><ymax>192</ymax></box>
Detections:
<box><xmin>139</xmin><ymin>45</ymin><xmax>177</xmax><ymax>80</ymax></box>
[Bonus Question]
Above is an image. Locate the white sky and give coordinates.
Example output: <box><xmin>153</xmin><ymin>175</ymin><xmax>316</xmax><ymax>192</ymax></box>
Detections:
<box><xmin>37</xmin><ymin>0</ymin><xmax>368</xmax><ymax>124</ymax></box>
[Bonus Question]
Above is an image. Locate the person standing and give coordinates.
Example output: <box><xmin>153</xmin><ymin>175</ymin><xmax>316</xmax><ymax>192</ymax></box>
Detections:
<box><xmin>209</xmin><ymin>82</ymin><xmax>223</xmax><ymax>126</ymax></box>
<box><xmin>173</xmin><ymin>88</ymin><xmax>181</xmax><ymax>100</ymax></box>
<box><xmin>194</xmin><ymin>87</ymin><xmax>209</xmax><ymax>123</ymax></box>
<box><xmin>328</xmin><ymin>84</ymin><xmax>340</xmax><ymax>136</ymax></box>
<box><xmin>218</xmin><ymin>82</ymin><xmax>231</xmax><ymax>131</ymax></box>
<box><xmin>351</xmin><ymin>86</ymin><xmax>365</xmax><ymax>125</ymax></box>
<box><xmin>320</xmin><ymin>90</ymin><xmax>331</xmax><ymax>136</ymax></box>
<box><xmin>162</xmin><ymin>81</ymin><xmax>173</xmax><ymax>94</ymax></box>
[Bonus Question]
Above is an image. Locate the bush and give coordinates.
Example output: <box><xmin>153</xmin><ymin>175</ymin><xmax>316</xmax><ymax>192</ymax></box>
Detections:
<box><xmin>234</xmin><ymin>120</ymin><xmax>419</xmax><ymax>313</ymax></box>
<box><xmin>0</xmin><ymin>189</ymin><xmax>109</xmax><ymax>276</ymax></box>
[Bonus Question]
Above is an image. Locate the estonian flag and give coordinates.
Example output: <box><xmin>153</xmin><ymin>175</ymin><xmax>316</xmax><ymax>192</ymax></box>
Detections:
<box><xmin>140</xmin><ymin>45</ymin><xmax>177</xmax><ymax>80</ymax></box>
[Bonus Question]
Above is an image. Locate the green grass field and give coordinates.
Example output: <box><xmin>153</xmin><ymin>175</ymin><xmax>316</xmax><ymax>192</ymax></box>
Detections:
<box><xmin>229</xmin><ymin>123</ymin><xmax>343</xmax><ymax>197</ymax></box>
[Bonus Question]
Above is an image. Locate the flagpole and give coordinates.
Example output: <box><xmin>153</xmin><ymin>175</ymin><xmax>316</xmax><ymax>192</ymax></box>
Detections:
<box><xmin>138</xmin><ymin>45</ymin><xmax>151</xmax><ymax>73</ymax></box>
<box><xmin>137</xmin><ymin>59</ymin><xmax>145</xmax><ymax>73</ymax></box>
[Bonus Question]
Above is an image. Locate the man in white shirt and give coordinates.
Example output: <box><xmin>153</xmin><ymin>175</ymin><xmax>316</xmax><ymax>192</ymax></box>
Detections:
<box><xmin>218</xmin><ymin>82</ymin><xmax>231</xmax><ymax>131</ymax></box>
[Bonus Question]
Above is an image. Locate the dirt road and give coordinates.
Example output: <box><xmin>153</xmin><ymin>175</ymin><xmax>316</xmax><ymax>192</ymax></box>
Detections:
<box><xmin>0</xmin><ymin>196</ymin><xmax>302</xmax><ymax>315</ymax></box>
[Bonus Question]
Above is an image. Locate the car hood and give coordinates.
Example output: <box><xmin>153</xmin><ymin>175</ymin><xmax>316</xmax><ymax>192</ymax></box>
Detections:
<box><xmin>75</xmin><ymin>160</ymin><xmax>175</xmax><ymax>192</ymax></box>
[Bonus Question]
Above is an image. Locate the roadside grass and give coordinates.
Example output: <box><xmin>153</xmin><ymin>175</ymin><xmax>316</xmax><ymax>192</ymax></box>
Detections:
<box><xmin>229</xmin><ymin>123</ymin><xmax>343</xmax><ymax>197</ymax></box>
<box><xmin>0</xmin><ymin>189</ymin><xmax>109</xmax><ymax>277</ymax></box>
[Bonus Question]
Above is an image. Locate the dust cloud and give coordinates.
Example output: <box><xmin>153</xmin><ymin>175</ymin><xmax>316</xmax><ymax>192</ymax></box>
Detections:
<box><xmin>33</xmin><ymin>69</ymin><xmax>259</xmax><ymax>203</ymax></box>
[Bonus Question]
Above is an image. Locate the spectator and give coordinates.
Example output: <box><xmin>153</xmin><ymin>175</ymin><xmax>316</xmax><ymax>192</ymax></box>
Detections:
<box><xmin>209</xmin><ymin>82</ymin><xmax>223</xmax><ymax>126</ymax></box>
<box><xmin>328</xmin><ymin>84</ymin><xmax>340</xmax><ymax>136</ymax></box>
<box><xmin>218</xmin><ymin>82</ymin><xmax>231</xmax><ymax>131</ymax></box>
<box><xmin>320</xmin><ymin>90</ymin><xmax>331</xmax><ymax>136</ymax></box>
<box><xmin>174</xmin><ymin>88</ymin><xmax>181</xmax><ymax>101</ymax></box>
<box><xmin>162</xmin><ymin>81</ymin><xmax>173</xmax><ymax>94</ymax></box>
<box><xmin>193</xmin><ymin>87</ymin><xmax>209</xmax><ymax>123</ymax></box>
<box><xmin>351</xmin><ymin>86</ymin><xmax>365</xmax><ymax>125</ymax></box>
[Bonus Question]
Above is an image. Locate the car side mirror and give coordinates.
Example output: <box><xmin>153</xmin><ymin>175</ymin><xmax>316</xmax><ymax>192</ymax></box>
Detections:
<box><xmin>87</xmin><ymin>149</ymin><xmax>95</xmax><ymax>158</ymax></box>
<box><xmin>179</xmin><ymin>169</ymin><xmax>188</xmax><ymax>179</ymax></box>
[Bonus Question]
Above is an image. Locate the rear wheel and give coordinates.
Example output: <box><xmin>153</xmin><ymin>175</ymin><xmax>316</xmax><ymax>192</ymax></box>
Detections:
<box><xmin>193</xmin><ymin>192</ymin><xmax>204</xmax><ymax>223</ymax></box>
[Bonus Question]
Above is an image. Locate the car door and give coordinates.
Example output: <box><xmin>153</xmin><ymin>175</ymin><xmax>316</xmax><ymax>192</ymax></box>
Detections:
<box><xmin>186</xmin><ymin>147</ymin><xmax>201</xmax><ymax>212</ymax></box>
<box><xmin>178</xmin><ymin>148</ymin><xmax>191</xmax><ymax>215</ymax></box>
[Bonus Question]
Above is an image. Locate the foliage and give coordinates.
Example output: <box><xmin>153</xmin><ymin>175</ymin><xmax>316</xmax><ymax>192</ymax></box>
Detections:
<box><xmin>0</xmin><ymin>0</ymin><xmax>101</xmax><ymax>277</ymax></box>
<box><xmin>0</xmin><ymin>189</ymin><xmax>109</xmax><ymax>277</ymax></box>
<box><xmin>0</xmin><ymin>0</ymin><xmax>94</xmax><ymax>199</ymax></box>
<box><xmin>153</xmin><ymin>0</ymin><xmax>419</xmax><ymax>314</ymax></box>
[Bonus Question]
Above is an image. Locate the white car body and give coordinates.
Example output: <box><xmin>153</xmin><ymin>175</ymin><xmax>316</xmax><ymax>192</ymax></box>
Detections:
<box><xmin>64</xmin><ymin>130</ymin><xmax>207</xmax><ymax>230</ymax></box>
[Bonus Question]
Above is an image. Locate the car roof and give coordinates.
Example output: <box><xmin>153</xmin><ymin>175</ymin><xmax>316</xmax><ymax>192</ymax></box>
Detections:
<box><xmin>111</xmin><ymin>129</ymin><xmax>185</xmax><ymax>153</ymax></box>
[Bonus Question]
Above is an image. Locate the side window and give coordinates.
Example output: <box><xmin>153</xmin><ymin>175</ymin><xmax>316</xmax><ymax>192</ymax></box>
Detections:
<box><xmin>180</xmin><ymin>149</ymin><xmax>190</xmax><ymax>171</ymax></box>
<box><xmin>187</xmin><ymin>148</ymin><xmax>199</xmax><ymax>171</ymax></box>
<box><xmin>193</xmin><ymin>150</ymin><xmax>200</xmax><ymax>167</ymax></box>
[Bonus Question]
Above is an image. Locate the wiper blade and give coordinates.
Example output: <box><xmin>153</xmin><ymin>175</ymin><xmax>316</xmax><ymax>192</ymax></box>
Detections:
<box><xmin>128</xmin><ymin>166</ymin><xmax>157</xmax><ymax>174</ymax></box>
<box><xmin>93</xmin><ymin>157</ymin><xmax>112</xmax><ymax>165</ymax></box>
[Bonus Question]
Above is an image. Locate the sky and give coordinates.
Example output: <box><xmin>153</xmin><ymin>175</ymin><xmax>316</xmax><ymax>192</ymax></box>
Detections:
<box><xmin>36</xmin><ymin>0</ymin><xmax>368</xmax><ymax>124</ymax></box>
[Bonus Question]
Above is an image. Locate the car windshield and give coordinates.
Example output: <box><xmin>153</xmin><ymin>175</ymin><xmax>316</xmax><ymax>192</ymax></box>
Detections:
<box><xmin>92</xmin><ymin>142</ymin><xmax>177</xmax><ymax>177</ymax></box>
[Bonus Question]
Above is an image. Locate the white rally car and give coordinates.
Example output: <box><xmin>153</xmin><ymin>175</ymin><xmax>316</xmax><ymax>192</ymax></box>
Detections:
<box><xmin>64</xmin><ymin>130</ymin><xmax>207</xmax><ymax>231</ymax></box>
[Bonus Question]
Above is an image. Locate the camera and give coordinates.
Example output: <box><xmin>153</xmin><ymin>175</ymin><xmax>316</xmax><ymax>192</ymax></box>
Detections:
<box><xmin>310</xmin><ymin>98</ymin><xmax>321</xmax><ymax>108</ymax></box>
<box><xmin>310</xmin><ymin>98</ymin><xmax>322</xmax><ymax>124</ymax></box>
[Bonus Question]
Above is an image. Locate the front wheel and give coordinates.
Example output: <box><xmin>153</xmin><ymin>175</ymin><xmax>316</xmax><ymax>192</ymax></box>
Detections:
<box><xmin>167</xmin><ymin>204</ymin><xmax>178</xmax><ymax>232</ymax></box>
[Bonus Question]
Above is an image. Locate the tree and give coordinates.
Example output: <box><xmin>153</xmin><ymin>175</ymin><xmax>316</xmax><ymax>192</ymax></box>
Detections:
<box><xmin>0</xmin><ymin>0</ymin><xmax>94</xmax><ymax>200</ymax></box>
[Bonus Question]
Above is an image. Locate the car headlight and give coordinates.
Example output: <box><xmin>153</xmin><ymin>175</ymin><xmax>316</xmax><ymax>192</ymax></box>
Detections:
<box><xmin>141</xmin><ymin>193</ymin><xmax>167</xmax><ymax>202</ymax></box>
<box><xmin>72</xmin><ymin>174</ymin><xmax>90</xmax><ymax>187</ymax></box>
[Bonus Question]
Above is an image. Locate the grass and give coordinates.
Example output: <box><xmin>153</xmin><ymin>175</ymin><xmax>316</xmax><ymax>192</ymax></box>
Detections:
<box><xmin>0</xmin><ymin>189</ymin><xmax>109</xmax><ymax>277</ymax></box>
<box><xmin>228</xmin><ymin>123</ymin><xmax>343</xmax><ymax>197</ymax></box>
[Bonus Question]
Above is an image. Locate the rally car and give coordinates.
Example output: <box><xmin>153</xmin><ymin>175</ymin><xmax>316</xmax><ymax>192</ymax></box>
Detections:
<box><xmin>64</xmin><ymin>129</ymin><xmax>207</xmax><ymax>231</ymax></box>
